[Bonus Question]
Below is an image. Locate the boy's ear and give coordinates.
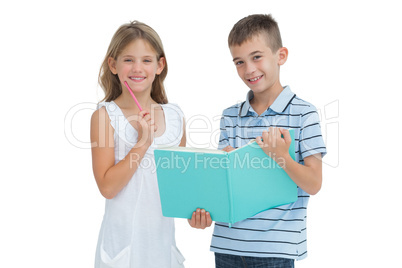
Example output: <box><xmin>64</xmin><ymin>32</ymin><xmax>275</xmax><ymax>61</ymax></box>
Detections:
<box><xmin>108</xmin><ymin>57</ymin><xmax>117</xmax><ymax>75</ymax></box>
<box><xmin>277</xmin><ymin>47</ymin><xmax>288</xmax><ymax>66</ymax></box>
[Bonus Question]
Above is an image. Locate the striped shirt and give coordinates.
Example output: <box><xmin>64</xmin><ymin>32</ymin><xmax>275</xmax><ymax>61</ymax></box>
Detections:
<box><xmin>210</xmin><ymin>86</ymin><xmax>327</xmax><ymax>260</ymax></box>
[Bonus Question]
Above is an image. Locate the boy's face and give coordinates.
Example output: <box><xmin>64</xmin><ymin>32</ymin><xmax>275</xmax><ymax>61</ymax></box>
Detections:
<box><xmin>230</xmin><ymin>34</ymin><xmax>287</xmax><ymax>95</ymax></box>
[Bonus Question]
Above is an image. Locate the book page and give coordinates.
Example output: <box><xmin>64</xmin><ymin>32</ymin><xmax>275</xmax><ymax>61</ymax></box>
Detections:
<box><xmin>156</xmin><ymin>146</ymin><xmax>226</xmax><ymax>154</ymax></box>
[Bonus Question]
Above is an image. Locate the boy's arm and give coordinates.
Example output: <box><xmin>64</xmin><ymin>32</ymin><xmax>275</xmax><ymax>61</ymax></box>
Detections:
<box><xmin>282</xmin><ymin>152</ymin><xmax>322</xmax><ymax>195</ymax></box>
<box><xmin>256</xmin><ymin>127</ymin><xmax>323</xmax><ymax>195</ymax></box>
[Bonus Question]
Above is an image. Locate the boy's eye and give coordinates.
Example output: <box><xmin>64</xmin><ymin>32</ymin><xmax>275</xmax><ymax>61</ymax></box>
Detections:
<box><xmin>235</xmin><ymin>61</ymin><xmax>244</xmax><ymax>66</ymax></box>
<box><xmin>253</xmin><ymin>55</ymin><xmax>261</xmax><ymax>60</ymax></box>
<box><xmin>144</xmin><ymin>59</ymin><xmax>152</xmax><ymax>63</ymax></box>
<box><xmin>124</xmin><ymin>59</ymin><xmax>132</xmax><ymax>62</ymax></box>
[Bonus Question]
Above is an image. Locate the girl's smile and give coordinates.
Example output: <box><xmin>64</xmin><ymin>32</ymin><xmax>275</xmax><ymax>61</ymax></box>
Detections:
<box><xmin>108</xmin><ymin>39</ymin><xmax>164</xmax><ymax>95</ymax></box>
<box><xmin>129</xmin><ymin>76</ymin><xmax>146</xmax><ymax>82</ymax></box>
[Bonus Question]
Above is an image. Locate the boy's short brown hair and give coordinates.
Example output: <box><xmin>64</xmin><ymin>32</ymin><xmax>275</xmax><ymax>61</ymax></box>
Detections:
<box><xmin>228</xmin><ymin>14</ymin><xmax>283</xmax><ymax>53</ymax></box>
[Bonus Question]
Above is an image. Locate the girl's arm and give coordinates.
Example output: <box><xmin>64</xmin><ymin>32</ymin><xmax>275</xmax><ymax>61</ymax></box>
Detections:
<box><xmin>90</xmin><ymin>107</ymin><xmax>153</xmax><ymax>199</ymax></box>
<box><xmin>188</xmin><ymin>209</ymin><xmax>212</xmax><ymax>229</ymax></box>
<box><xmin>179</xmin><ymin>119</ymin><xmax>186</xmax><ymax>147</ymax></box>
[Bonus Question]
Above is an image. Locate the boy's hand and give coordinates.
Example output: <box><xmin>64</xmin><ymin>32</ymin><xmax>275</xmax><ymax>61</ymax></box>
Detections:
<box><xmin>188</xmin><ymin>208</ymin><xmax>212</xmax><ymax>229</ymax></box>
<box><xmin>222</xmin><ymin>145</ymin><xmax>235</xmax><ymax>152</ymax></box>
<box><xmin>256</xmin><ymin>127</ymin><xmax>291</xmax><ymax>165</ymax></box>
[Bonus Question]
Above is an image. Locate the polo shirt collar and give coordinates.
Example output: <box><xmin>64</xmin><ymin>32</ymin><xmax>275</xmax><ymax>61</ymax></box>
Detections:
<box><xmin>239</xmin><ymin>85</ymin><xmax>296</xmax><ymax>117</ymax></box>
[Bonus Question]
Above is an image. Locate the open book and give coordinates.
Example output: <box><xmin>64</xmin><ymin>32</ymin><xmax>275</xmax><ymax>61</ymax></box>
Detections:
<box><xmin>154</xmin><ymin>129</ymin><xmax>297</xmax><ymax>225</ymax></box>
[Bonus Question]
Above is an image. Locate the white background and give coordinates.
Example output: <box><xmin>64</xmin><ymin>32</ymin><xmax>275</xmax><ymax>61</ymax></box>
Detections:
<box><xmin>1</xmin><ymin>0</ymin><xmax>401</xmax><ymax>267</ymax></box>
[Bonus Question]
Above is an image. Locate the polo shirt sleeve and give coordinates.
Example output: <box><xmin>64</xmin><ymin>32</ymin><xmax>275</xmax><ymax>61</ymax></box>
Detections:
<box><xmin>218</xmin><ymin>115</ymin><xmax>230</xmax><ymax>150</ymax></box>
<box><xmin>299</xmin><ymin>104</ymin><xmax>327</xmax><ymax>159</ymax></box>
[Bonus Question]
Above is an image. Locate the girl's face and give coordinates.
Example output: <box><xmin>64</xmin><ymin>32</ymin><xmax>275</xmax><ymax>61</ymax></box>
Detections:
<box><xmin>108</xmin><ymin>39</ymin><xmax>165</xmax><ymax>95</ymax></box>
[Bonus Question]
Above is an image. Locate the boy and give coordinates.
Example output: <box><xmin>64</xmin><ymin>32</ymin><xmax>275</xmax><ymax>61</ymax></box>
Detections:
<box><xmin>189</xmin><ymin>14</ymin><xmax>327</xmax><ymax>267</ymax></box>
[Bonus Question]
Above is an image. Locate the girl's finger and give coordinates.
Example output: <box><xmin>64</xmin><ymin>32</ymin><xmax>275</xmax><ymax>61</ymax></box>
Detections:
<box><xmin>188</xmin><ymin>212</ymin><xmax>196</xmax><ymax>227</ymax></box>
<box><xmin>139</xmin><ymin>110</ymin><xmax>149</xmax><ymax>117</ymax></box>
<box><xmin>142</xmin><ymin>113</ymin><xmax>151</xmax><ymax>122</ymax></box>
<box><xmin>206</xmin><ymin>212</ymin><xmax>212</xmax><ymax>227</ymax></box>
<box><xmin>200</xmin><ymin>209</ymin><xmax>206</xmax><ymax>228</ymax></box>
<box><xmin>195</xmin><ymin>209</ymin><xmax>201</xmax><ymax>228</ymax></box>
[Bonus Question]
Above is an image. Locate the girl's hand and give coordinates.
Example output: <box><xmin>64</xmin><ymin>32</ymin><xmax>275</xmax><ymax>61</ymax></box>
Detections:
<box><xmin>188</xmin><ymin>208</ymin><xmax>212</xmax><ymax>229</ymax></box>
<box><xmin>136</xmin><ymin>110</ymin><xmax>158</xmax><ymax>148</ymax></box>
<box><xmin>256</xmin><ymin>127</ymin><xmax>291</xmax><ymax>166</ymax></box>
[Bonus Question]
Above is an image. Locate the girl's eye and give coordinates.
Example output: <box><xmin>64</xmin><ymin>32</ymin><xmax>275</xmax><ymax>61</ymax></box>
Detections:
<box><xmin>124</xmin><ymin>59</ymin><xmax>132</xmax><ymax>62</ymax></box>
<box><xmin>253</xmin><ymin>55</ymin><xmax>261</xmax><ymax>60</ymax></box>
<box><xmin>144</xmin><ymin>59</ymin><xmax>152</xmax><ymax>63</ymax></box>
<box><xmin>235</xmin><ymin>61</ymin><xmax>244</xmax><ymax>66</ymax></box>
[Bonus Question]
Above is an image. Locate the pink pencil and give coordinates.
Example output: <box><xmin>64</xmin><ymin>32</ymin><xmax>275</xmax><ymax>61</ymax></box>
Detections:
<box><xmin>123</xmin><ymin>81</ymin><xmax>143</xmax><ymax>111</ymax></box>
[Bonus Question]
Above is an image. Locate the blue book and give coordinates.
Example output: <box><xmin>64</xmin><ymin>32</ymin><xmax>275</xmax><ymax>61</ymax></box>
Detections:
<box><xmin>154</xmin><ymin>129</ymin><xmax>297</xmax><ymax>225</ymax></box>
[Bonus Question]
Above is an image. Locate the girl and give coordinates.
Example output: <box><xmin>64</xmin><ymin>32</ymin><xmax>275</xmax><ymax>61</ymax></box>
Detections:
<box><xmin>91</xmin><ymin>21</ymin><xmax>186</xmax><ymax>268</ymax></box>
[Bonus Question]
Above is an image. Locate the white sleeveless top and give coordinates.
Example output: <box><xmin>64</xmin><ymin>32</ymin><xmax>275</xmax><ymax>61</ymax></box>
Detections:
<box><xmin>95</xmin><ymin>101</ymin><xmax>185</xmax><ymax>268</ymax></box>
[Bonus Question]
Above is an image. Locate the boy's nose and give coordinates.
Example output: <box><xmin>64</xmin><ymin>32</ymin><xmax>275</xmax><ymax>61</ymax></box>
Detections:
<box><xmin>245</xmin><ymin>63</ymin><xmax>256</xmax><ymax>75</ymax></box>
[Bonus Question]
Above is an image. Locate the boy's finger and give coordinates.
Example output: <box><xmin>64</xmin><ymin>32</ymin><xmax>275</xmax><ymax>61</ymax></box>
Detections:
<box><xmin>256</xmin><ymin>136</ymin><xmax>264</xmax><ymax>147</ymax></box>
<box><xmin>268</xmin><ymin>127</ymin><xmax>276</xmax><ymax>138</ymax></box>
<box><xmin>274</xmin><ymin>127</ymin><xmax>281</xmax><ymax>138</ymax></box>
<box><xmin>280</xmin><ymin>128</ymin><xmax>291</xmax><ymax>143</ymax></box>
<box><xmin>262</xmin><ymin>131</ymin><xmax>269</xmax><ymax>147</ymax></box>
<box><xmin>222</xmin><ymin>145</ymin><xmax>235</xmax><ymax>152</ymax></box>
<box><xmin>268</xmin><ymin>127</ymin><xmax>276</xmax><ymax>146</ymax></box>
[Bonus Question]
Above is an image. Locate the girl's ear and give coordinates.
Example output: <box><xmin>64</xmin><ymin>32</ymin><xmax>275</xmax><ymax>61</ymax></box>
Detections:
<box><xmin>277</xmin><ymin>47</ymin><xmax>288</xmax><ymax>66</ymax></box>
<box><xmin>108</xmin><ymin>57</ymin><xmax>117</xmax><ymax>74</ymax></box>
<box><xmin>156</xmin><ymin>57</ymin><xmax>165</xmax><ymax>75</ymax></box>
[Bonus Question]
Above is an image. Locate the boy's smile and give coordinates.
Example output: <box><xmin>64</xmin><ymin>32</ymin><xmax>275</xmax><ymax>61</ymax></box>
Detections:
<box><xmin>248</xmin><ymin>75</ymin><xmax>264</xmax><ymax>83</ymax></box>
<box><xmin>230</xmin><ymin>34</ymin><xmax>287</xmax><ymax>96</ymax></box>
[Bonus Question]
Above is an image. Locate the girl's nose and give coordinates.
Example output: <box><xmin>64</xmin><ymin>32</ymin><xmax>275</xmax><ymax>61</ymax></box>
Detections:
<box><xmin>131</xmin><ymin>61</ymin><xmax>142</xmax><ymax>72</ymax></box>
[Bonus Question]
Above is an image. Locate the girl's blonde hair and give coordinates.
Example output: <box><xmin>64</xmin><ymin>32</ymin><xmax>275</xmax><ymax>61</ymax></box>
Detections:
<box><xmin>98</xmin><ymin>21</ymin><xmax>168</xmax><ymax>104</ymax></box>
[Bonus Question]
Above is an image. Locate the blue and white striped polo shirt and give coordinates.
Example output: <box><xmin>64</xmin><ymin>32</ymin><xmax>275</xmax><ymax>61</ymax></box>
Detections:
<box><xmin>210</xmin><ymin>86</ymin><xmax>327</xmax><ymax>260</ymax></box>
